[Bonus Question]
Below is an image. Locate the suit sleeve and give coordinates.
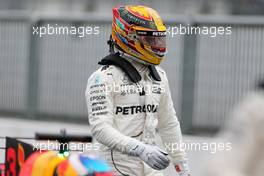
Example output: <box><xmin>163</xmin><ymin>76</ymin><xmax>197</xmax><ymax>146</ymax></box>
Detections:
<box><xmin>85</xmin><ymin>70</ymin><xmax>131</xmax><ymax>153</ymax></box>
<box><xmin>157</xmin><ymin>72</ymin><xmax>188</xmax><ymax>165</ymax></box>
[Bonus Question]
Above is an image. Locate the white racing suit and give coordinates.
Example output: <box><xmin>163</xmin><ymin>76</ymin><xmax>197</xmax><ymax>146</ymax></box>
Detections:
<box><xmin>85</xmin><ymin>56</ymin><xmax>188</xmax><ymax>176</ymax></box>
<box><xmin>205</xmin><ymin>90</ymin><xmax>264</xmax><ymax>176</ymax></box>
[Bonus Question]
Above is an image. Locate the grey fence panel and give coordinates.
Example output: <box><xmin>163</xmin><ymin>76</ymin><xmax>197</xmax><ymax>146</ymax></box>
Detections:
<box><xmin>0</xmin><ymin>20</ymin><xmax>30</xmax><ymax>112</ymax></box>
<box><xmin>162</xmin><ymin>24</ymin><xmax>184</xmax><ymax>118</ymax></box>
<box><xmin>1</xmin><ymin>13</ymin><xmax>264</xmax><ymax>131</ymax></box>
<box><xmin>36</xmin><ymin>21</ymin><xmax>111</xmax><ymax>117</ymax></box>
<box><xmin>193</xmin><ymin>24</ymin><xmax>264</xmax><ymax>129</ymax></box>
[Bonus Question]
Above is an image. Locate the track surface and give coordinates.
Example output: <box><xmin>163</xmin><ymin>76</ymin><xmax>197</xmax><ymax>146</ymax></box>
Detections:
<box><xmin>0</xmin><ymin>117</ymin><xmax>218</xmax><ymax>176</ymax></box>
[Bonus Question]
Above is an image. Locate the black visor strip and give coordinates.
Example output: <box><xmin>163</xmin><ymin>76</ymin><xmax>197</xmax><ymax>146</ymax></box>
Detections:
<box><xmin>136</xmin><ymin>30</ymin><xmax>166</xmax><ymax>37</ymax></box>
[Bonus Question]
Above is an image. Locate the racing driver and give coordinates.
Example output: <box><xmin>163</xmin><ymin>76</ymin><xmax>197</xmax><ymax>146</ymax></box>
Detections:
<box><xmin>85</xmin><ymin>5</ymin><xmax>191</xmax><ymax>176</ymax></box>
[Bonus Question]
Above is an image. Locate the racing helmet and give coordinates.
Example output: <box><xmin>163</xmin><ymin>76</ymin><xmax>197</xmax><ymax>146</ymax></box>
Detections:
<box><xmin>112</xmin><ymin>5</ymin><xmax>167</xmax><ymax>65</ymax></box>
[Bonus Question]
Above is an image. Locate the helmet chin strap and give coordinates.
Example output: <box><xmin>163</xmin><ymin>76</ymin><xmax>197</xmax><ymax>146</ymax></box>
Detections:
<box><xmin>107</xmin><ymin>35</ymin><xmax>115</xmax><ymax>54</ymax></box>
<box><xmin>117</xmin><ymin>48</ymin><xmax>153</xmax><ymax>67</ymax></box>
<box><xmin>121</xmin><ymin>52</ymin><xmax>151</xmax><ymax>66</ymax></box>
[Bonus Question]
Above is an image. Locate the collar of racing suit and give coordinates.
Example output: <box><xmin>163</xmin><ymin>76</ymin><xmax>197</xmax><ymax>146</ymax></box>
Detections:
<box><xmin>120</xmin><ymin>52</ymin><xmax>148</xmax><ymax>73</ymax></box>
<box><xmin>121</xmin><ymin>52</ymin><xmax>161</xmax><ymax>82</ymax></box>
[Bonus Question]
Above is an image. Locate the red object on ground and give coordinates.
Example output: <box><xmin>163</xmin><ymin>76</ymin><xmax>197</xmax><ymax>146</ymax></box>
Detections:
<box><xmin>0</xmin><ymin>164</ymin><xmax>5</xmax><ymax>176</ymax></box>
<box><xmin>19</xmin><ymin>151</ymin><xmax>46</xmax><ymax>176</ymax></box>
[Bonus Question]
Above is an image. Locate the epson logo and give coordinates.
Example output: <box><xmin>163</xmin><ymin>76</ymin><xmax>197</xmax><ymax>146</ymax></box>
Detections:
<box><xmin>90</xmin><ymin>95</ymin><xmax>106</xmax><ymax>101</ymax></box>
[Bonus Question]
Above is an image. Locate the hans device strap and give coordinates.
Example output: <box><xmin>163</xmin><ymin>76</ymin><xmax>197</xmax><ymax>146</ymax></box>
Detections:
<box><xmin>98</xmin><ymin>53</ymin><xmax>161</xmax><ymax>83</ymax></box>
<box><xmin>148</xmin><ymin>64</ymin><xmax>161</xmax><ymax>81</ymax></box>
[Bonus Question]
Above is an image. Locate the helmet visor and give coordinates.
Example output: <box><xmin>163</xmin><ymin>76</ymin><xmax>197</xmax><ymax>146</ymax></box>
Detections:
<box><xmin>136</xmin><ymin>31</ymin><xmax>166</xmax><ymax>48</ymax></box>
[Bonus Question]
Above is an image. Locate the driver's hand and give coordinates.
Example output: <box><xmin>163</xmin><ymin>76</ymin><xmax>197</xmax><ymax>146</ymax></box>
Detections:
<box><xmin>127</xmin><ymin>139</ymin><xmax>170</xmax><ymax>170</ymax></box>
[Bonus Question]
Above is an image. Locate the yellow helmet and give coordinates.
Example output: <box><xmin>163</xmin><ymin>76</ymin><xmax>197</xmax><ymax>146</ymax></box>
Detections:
<box><xmin>112</xmin><ymin>5</ymin><xmax>167</xmax><ymax>65</ymax></box>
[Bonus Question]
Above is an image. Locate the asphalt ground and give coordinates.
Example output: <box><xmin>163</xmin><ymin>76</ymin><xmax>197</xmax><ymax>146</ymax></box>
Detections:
<box><xmin>0</xmin><ymin>117</ymin><xmax>221</xmax><ymax>176</ymax></box>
